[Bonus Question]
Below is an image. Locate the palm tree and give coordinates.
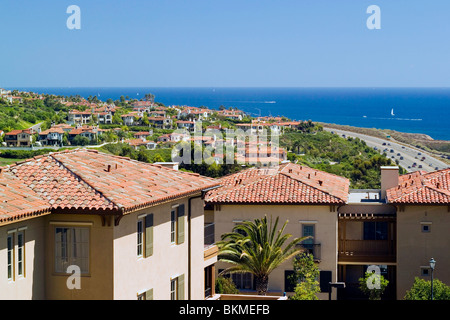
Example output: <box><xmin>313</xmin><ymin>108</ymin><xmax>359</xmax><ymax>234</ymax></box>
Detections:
<box><xmin>217</xmin><ymin>215</ymin><xmax>310</xmax><ymax>295</ymax></box>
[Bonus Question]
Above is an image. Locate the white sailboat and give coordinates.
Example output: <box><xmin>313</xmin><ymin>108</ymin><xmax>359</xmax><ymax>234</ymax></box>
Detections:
<box><xmin>391</xmin><ymin>108</ymin><xmax>395</xmax><ymax>116</ymax></box>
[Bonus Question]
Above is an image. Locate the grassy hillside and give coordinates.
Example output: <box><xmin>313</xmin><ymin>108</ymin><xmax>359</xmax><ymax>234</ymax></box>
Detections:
<box><xmin>280</xmin><ymin>130</ymin><xmax>402</xmax><ymax>189</ymax></box>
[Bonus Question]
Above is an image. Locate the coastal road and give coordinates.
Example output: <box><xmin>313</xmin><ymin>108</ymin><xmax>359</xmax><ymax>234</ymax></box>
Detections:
<box><xmin>323</xmin><ymin>127</ymin><xmax>449</xmax><ymax>173</ymax></box>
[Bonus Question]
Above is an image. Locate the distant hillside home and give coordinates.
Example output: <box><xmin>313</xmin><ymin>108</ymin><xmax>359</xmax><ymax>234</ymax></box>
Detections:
<box><xmin>176</xmin><ymin>120</ymin><xmax>197</xmax><ymax>133</ymax></box>
<box><xmin>68</xmin><ymin>125</ymin><xmax>100</xmax><ymax>144</ymax></box>
<box><xmin>134</xmin><ymin>131</ymin><xmax>153</xmax><ymax>140</ymax></box>
<box><xmin>121</xmin><ymin>112</ymin><xmax>142</xmax><ymax>126</ymax></box>
<box><xmin>148</xmin><ymin>116</ymin><xmax>172</xmax><ymax>129</ymax></box>
<box><xmin>125</xmin><ymin>138</ymin><xmax>157</xmax><ymax>150</ymax></box>
<box><xmin>4</xmin><ymin>129</ymin><xmax>34</xmax><ymax>147</ymax></box>
<box><xmin>38</xmin><ymin>127</ymin><xmax>65</xmax><ymax>146</ymax></box>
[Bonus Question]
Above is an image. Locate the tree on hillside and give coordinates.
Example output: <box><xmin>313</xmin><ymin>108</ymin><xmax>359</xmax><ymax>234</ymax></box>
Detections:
<box><xmin>144</xmin><ymin>93</ymin><xmax>155</xmax><ymax>102</ymax></box>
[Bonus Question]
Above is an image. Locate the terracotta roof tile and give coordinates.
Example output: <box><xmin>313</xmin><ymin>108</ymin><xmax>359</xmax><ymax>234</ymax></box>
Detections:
<box><xmin>50</xmin><ymin>149</ymin><xmax>219</xmax><ymax>213</ymax></box>
<box><xmin>0</xmin><ymin>170</ymin><xmax>51</xmax><ymax>225</ymax></box>
<box><xmin>2</xmin><ymin>149</ymin><xmax>219</xmax><ymax>218</ymax></box>
<box><xmin>205</xmin><ymin>162</ymin><xmax>349</xmax><ymax>205</ymax></box>
<box><xmin>387</xmin><ymin>168</ymin><xmax>450</xmax><ymax>204</ymax></box>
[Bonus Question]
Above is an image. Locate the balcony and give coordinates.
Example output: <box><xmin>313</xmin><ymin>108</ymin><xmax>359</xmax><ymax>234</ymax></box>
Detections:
<box><xmin>339</xmin><ymin>239</ymin><xmax>395</xmax><ymax>263</ymax></box>
<box><xmin>204</xmin><ymin>223</ymin><xmax>218</xmax><ymax>261</ymax></box>
<box><xmin>204</xmin><ymin>222</ymin><xmax>215</xmax><ymax>248</ymax></box>
<box><xmin>338</xmin><ymin>216</ymin><xmax>396</xmax><ymax>263</ymax></box>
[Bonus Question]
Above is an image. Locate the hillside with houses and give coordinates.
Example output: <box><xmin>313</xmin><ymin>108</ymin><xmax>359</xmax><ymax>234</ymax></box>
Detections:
<box><xmin>0</xmin><ymin>88</ymin><xmax>398</xmax><ymax>188</ymax></box>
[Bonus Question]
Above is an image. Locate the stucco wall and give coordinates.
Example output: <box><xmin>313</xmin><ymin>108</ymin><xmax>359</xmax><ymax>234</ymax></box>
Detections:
<box><xmin>44</xmin><ymin>214</ymin><xmax>114</xmax><ymax>300</ymax></box>
<box><xmin>112</xmin><ymin>195</ymin><xmax>207</xmax><ymax>300</ymax></box>
<box><xmin>0</xmin><ymin>216</ymin><xmax>47</xmax><ymax>300</ymax></box>
<box><xmin>213</xmin><ymin>204</ymin><xmax>338</xmax><ymax>299</ymax></box>
<box><xmin>396</xmin><ymin>205</ymin><xmax>450</xmax><ymax>299</ymax></box>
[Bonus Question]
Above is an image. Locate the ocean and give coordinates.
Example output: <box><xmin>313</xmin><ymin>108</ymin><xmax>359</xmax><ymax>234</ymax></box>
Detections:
<box><xmin>12</xmin><ymin>87</ymin><xmax>450</xmax><ymax>141</ymax></box>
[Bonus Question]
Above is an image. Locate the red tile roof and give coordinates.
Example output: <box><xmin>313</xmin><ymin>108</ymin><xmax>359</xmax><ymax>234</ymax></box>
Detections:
<box><xmin>386</xmin><ymin>168</ymin><xmax>450</xmax><ymax>204</ymax></box>
<box><xmin>5</xmin><ymin>149</ymin><xmax>219</xmax><ymax>215</ymax></box>
<box><xmin>8</xmin><ymin>154</ymin><xmax>117</xmax><ymax>212</ymax></box>
<box><xmin>39</xmin><ymin>127</ymin><xmax>65</xmax><ymax>135</ymax></box>
<box><xmin>50</xmin><ymin>150</ymin><xmax>220</xmax><ymax>213</ymax></box>
<box><xmin>0</xmin><ymin>170</ymin><xmax>51</xmax><ymax>225</ymax></box>
<box><xmin>205</xmin><ymin>162</ymin><xmax>349</xmax><ymax>205</ymax></box>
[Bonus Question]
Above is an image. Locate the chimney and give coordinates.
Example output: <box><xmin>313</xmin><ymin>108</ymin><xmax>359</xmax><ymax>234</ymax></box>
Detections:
<box><xmin>380</xmin><ymin>166</ymin><xmax>399</xmax><ymax>200</ymax></box>
<box><xmin>154</xmin><ymin>162</ymin><xmax>179</xmax><ymax>170</ymax></box>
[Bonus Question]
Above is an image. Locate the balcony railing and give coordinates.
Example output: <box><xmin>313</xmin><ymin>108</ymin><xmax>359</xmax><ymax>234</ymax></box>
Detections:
<box><xmin>339</xmin><ymin>240</ymin><xmax>395</xmax><ymax>262</ymax></box>
<box><xmin>204</xmin><ymin>223</ymin><xmax>215</xmax><ymax>247</ymax></box>
<box><xmin>297</xmin><ymin>243</ymin><xmax>321</xmax><ymax>261</ymax></box>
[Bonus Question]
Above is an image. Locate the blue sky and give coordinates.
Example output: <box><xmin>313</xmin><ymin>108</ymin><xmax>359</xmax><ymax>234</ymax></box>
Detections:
<box><xmin>1</xmin><ymin>0</ymin><xmax>450</xmax><ymax>87</ymax></box>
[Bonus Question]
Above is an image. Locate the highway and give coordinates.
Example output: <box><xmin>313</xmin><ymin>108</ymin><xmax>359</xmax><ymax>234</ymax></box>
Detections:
<box><xmin>323</xmin><ymin>127</ymin><xmax>449</xmax><ymax>173</ymax></box>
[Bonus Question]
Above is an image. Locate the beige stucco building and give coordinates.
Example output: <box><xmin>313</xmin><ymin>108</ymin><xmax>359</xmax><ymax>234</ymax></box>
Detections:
<box><xmin>206</xmin><ymin>164</ymin><xmax>450</xmax><ymax>300</ymax></box>
<box><xmin>0</xmin><ymin>149</ymin><xmax>219</xmax><ymax>300</ymax></box>
<box><xmin>2</xmin><ymin>150</ymin><xmax>449</xmax><ymax>300</ymax></box>
<box><xmin>205</xmin><ymin>162</ymin><xmax>350</xmax><ymax>299</ymax></box>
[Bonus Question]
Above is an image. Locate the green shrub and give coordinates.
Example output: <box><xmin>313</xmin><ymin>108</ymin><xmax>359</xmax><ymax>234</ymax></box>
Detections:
<box><xmin>215</xmin><ymin>276</ymin><xmax>239</xmax><ymax>294</ymax></box>
<box><xmin>404</xmin><ymin>277</ymin><xmax>450</xmax><ymax>300</ymax></box>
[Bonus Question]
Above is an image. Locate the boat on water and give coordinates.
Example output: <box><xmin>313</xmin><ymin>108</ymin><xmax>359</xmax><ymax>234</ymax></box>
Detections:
<box><xmin>391</xmin><ymin>108</ymin><xmax>395</xmax><ymax>116</ymax></box>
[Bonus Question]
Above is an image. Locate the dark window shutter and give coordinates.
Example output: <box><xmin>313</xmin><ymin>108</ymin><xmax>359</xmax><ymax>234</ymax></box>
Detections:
<box><xmin>177</xmin><ymin>204</ymin><xmax>185</xmax><ymax>244</ymax></box>
<box><xmin>320</xmin><ymin>270</ymin><xmax>332</xmax><ymax>293</ymax></box>
<box><xmin>284</xmin><ymin>270</ymin><xmax>296</xmax><ymax>292</ymax></box>
<box><xmin>145</xmin><ymin>214</ymin><xmax>154</xmax><ymax>257</ymax></box>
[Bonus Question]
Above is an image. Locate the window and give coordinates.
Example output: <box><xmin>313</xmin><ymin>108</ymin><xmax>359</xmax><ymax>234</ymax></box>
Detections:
<box><xmin>421</xmin><ymin>268</ymin><xmax>430</xmax><ymax>276</ymax></box>
<box><xmin>363</xmin><ymin>222</ymin><xmax>388</xmax><ymax>240</ymax></box>
<box><xmin>302</xmin><ymin>224</ymin><xmax>315</xmax><ymax>255</ymax></box>
<box><xmin>137</xmin><ymin>220</ymin><xmax>143</xmax><ymax>257</ymax></box>
<box><xmin>421</xmin><ymin>223</ymin><xmax>431</xmax><ymax>233</ymax></box>
<box><xmin>171</xmin><ymin>205</ymin><xmax>185</xmax><ymax>245</ymax></box>
<box><xmin>170</xmin><ymin>275</ymin><xmax>185</xmax><ymax>300</ymax></box>
<box><xmin>138</xmin><ymin>289</ymin><xmax>153</xmax><ymax>300</ymax></box>
<box><xmin>171</xmin><ymin>210</ymin><xmax>176</xmax><ymax>244</ymax></box>
<box><xmin>17</xmin><ymin>231</ymin><xmax>24</xmax><ymax>277</ymax></box>
<box><xmin>170</xmin><ymin>279</ymin><xmax>177</xmax><ymax>300</ymax></box>
<box><xmin>138</xmin><ymin>214</ymin><xmax>154</xmax><ymax>258</ymax></box>
<box><xmin>55</xmin><ymin>227</ymin><xmax>89</xmax><ymax>274</ymax></box>
<box><xmin>232</xmin><ymin>272</ymin><xmax>254</xmax><ymax>290</ymax></box>
<box><xmin>7</xmin><ymin>234</ymin><xmax>13</xmax><ymax>280</ymax></box>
